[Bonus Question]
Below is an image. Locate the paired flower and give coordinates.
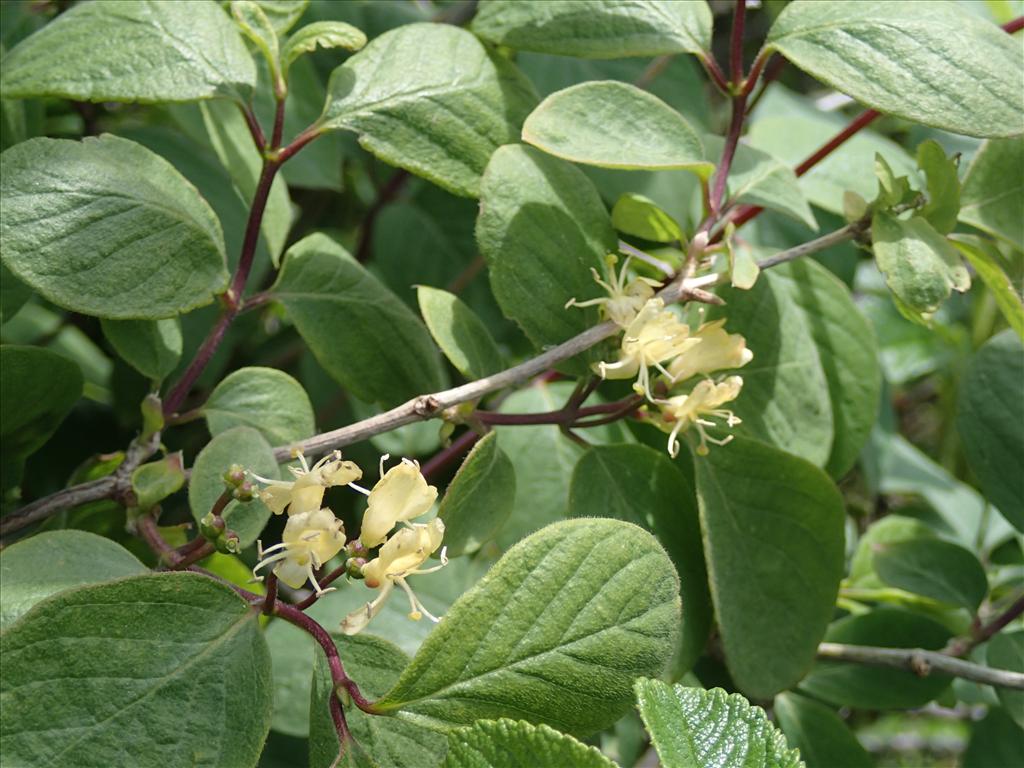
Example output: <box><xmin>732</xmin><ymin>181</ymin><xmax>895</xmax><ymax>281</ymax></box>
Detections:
<box><xmin>566</xmin><ymin>254</ymin><xmax>661</xmax><ymax>327</ymax></box>
<box><xmin>653</xmin><ymin>376</ymin><xmax>745</xmax><ymax>457</ymax></box>
<box><xmin>354</xmin><ymin>456</ymin><xmax>438</xmax><ymax>547</ymax></box>
<box><xmin>250</xmin><ymin>450</ymin><xmax>362</xmax><ymax>516</ymax></box>
<box><xmin>253</xmin><ymin>508</ymin><xmax>346</xmax><ymax>594</ymax></box>
<box><xmin>667</xmin><ymin>318</ymin><xmax>753</xmax><ymax>384</ymax></box>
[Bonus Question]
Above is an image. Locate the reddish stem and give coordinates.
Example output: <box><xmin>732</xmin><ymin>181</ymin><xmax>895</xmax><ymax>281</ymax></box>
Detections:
<box><xmin>262</xmin><ymin>574</ymin><xmax>279</xmax><ymax>616</ymax></box>
<box><xmin>745</xmin><ymin>54</ymin><xmax>786</xmax><ymax>113</ymax></box>
<box><xmin>699</xmin><ymin>54</ymin><xmax>730</xmax><ymax>94</ymax></box>
<box><xmin>421</xmin><ymin>429</ymin><xmax>481</xmax><ymax>481</ymax></box>
<box><xmin>277</xmin><ymin>126</ymin><xmax>321</xmax><ymax>163</ymax></box>
<box><xmin>355</xmin><ymin>170</ymin><xmax>411</xmax><ymax>262</ymax></box>
<box><xmin>293</xmin><ymin>563</ymin><xmax>349</xmax><ymax>611</ymax></box>
<box><xmin>729</xmin><ymin>0</ymin><xmax>747</xmax><ymax>86</ymax></box>
<box><xmin>1005</xmin><ymin>15</ymin><xmax>1024</xmax><ymax>34</ymax></box>
<box><xmin>271</xmin><ymin>98</ymin><xmax>286</xmax><ymax>150</ymax></box>
<box><xmin>239</xmin><ymin>104</ymin><xmax>266</xmax><ymax>150</ymax></box>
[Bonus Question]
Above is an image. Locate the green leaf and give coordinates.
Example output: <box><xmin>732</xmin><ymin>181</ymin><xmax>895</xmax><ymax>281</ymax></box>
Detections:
<box><xmin>872</xmin><ymin>212</ymin><xmax>970</xmax><ymax>317</ymax></box>
<box><xmin>281</xmin><ymin>21</ymin><xmax>366</xmax><ymax>76</ymax></box>
<box><xmin>848</xmin><ymin>515</ymin><xmax>934</xmax><ymax>588</ymax></box>
<box><xmin>443</xmin><ymin>719</ymin><xmax>617</xmax><ymax>768</ymax></box>
<box><xmin>477</xmin><ymin>144</ymin><xmax>614</xmax><ymax>361</ymax></box>
<box><xmin>189</xmin><ymin>425</ymin><xmax>279</xmax><ymax>547</ymax></box>
<box><xmin>0</xmin><ymin>345</ymin><xmax>82</xmax><ymax>491</ymax></box>
<box><xmin>633</xmin><ymin>679</ymin><xmax>804</xmax><ymax>768</ymax></box>
<box><xmin>0</xmin><ymin>263</ymin><xmax>31</xmax><ymax>323</ymax></box>
<box><xmin>953</xmin><ymin>237</ymin><xmax>1024</xmax><ymax>340</ymax></box>
<box><xmin>957</xmin><ymin>330</ymin><xmax>1024</xmax><ymax>531</ymax></box>
<box><xmin>611</xmin><ymin>193</ymin><xmax>683</xmax><ymax>242</ymax></box>
<box><xmin>232</xmin><ymin>1</ymin><xmax>281</xmax><ymax>87</ymax></box>
<box><xmin>569</xmin><ymin>444</ymin><xmax>711</xmax><ymax>678</ymax></box>
<box><xmin>0</xmin><ymin>530</ymin><xmax>146</xmax><ymax>631</ymax></box>
<box><xmin>204</xmin><ymin>366</ymin><xmax>315</xmax><ymax>446</ymax></box>
<box><xmin>523</xmin><ymin>81</ymin><xmax>711</xmax><ymax>177</ymax></box>
<box><xmin>703</xmin><ymin>136</ymin><xmax>817</xmax><ymax>229</ymax></box>
<box><xmin>0</xmin><ymin>573</ymin><xmax>272</xmax><ymax>768</ymax></box>
<box><xmin>417</xmin><ymin>286</ymin><xmax>504</xmax><ymax>381</ymax></box>
<box><xmin>800</xmin><ymin>609</ymin><xmax>953</xmax><ymax>709</ymax></box>
<box><xmin>987</xmin><ymin>631</ymin><xmax>1024</xmax><ymax>730</ymax></box>
<box><xmin>437</xmin><ymin>433</ymin><xmax>516</xmax><ymax>558</ymax></box>
<box><xmin>320</xmin><ymin>23</ymin><xmax>536</xmax><ymax>197</ymax></box>
<box><xmin>0</xmin><ymin>135</ymin><xmax>229</xmax><ymax>319</ymax></box>
<box><xmin>271</xmin><ymin>233</ymin><xmax>444</xmax><ymax>408</ymax></box>
<box><xmin>0</xmin><ymin>0</ymin><xmax>256</xmax><ymax>103</ymax></box>
<box><xmin>372</xmin><ymin>518</ymin><xmax>680</xmax><ymax>737</ymax></box>
<box><xmin>310</xmin><ymin>634</ymin><xmax>446</xmax><ymax>768</ymax></box>
<box><xmin>874</xmin><ymin>538</ymin><xmax>988</xmax><ymax>611</ymax></box>
<box><xmin>100</xmin><ymin>318</ymin><xmax>183</xmax><ymax>381</ymax></box>
<box><xmin>694</xmin><ymin>437</ymin><xmax>845</xmax><ymax>698</ymax></box>
<box><xmin>916</xmin><ymin>139</ymin><xmax>960</xmax><ymax>235</ymax></box>
<box><xmin>959</xmin><ymin>138</ymin><xmax>1024</xmax><ymax>250</ymax></box>
<box><xmin>765</xmin><ymin>1</ymin><xmax>1024</xmax><ymax>137</ymax></box>
<box><xmin>726</xmin><ymin>235</ymin><xmax>761</xmax><ymax>290</ymax></box>
<box><xmin>472</xmin><ymin>0</ymin><xmax>713</xmax><ymax>58</ymax></box>
<box><xmin>963</xmin><ymin>707</ymin><xmax>1024</xmax><ymax>768</ymax></box>
<box><xmin>771</xmin><ymin>260</ymin><xmax>882</xmax><ymax>478</ymax></box>
<box><xmin>131</xmin><ymin>453</ymin><xmax>187</xmax><ymax>510</ymax></box>
<box><xmin>774</xmin><ymin>693</ymin><xmax>872</xmax><ymax>768</ymax></box>
<box><xmin>706</xmin><ymin>271</ymin><xmax>834</xmax><ymax>467</ymax></box>
<box><xmin>251</xmin><ymin>0</ymin><xmax>309</xmax><ymax>34</ymax></box>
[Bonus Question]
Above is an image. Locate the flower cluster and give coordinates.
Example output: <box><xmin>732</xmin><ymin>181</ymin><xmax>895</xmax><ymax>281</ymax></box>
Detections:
<box><xmin>248</xmin><ymin>451</ymin><xmax>446</xmax><ymax>634</ymax></box>
<box><xmin>571</xmin><ymin>254</ymin><xmax>753</xmax><ymax>457</ymax></box>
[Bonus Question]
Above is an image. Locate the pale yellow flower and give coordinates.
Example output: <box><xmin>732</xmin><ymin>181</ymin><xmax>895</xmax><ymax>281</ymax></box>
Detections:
<box><xmin>250</xmin><ymin>450</ymin><xmax>362</xmax><ymax>516</ymax></box>
<box><xmin>656</xmin><ymin>376</ymin><xmax>744</xmax><ymax>457</ymax></box>
<box><xmin>353</xmin><ymin>455</ymin><xmax>438</xmax><ymax>547</ymax></box>
<box><xmin>253</xmin><ymin>508</ymin><xmax>346</xmax><ymax>593</ymax></box>
<box><xmin>667</xmin><ymin>319</ymin><xmax>753</xmax><ymax>384</ymax></box>
<box><xmin>596</xmin><ymin>298</ymin><xmax>700</xmax><ymax>399</ymax></box>
<box><xmin>340</xmin><ymin>519</ymin><xmax>447</xmax><ymax>635</ymax></box>
<box><xmin>566</xmin><ymin>254</ymin><xmax>661</xmax><ymax>327</ymax></box>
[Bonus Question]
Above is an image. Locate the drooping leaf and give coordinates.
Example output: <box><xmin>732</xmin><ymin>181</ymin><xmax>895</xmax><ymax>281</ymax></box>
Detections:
<box><xmin>0</xmin><ymin>0</ymin><xmax>256</xmax><ymax>103</ymax></box>
<box><xmin>100</xmin><ymin>318</ymin><xmax>183</xmax><ymax>382</ymax></box>
<box><xmin>916</xmin><ymin>139</ymin><xmax>960</xmax><ymax>235</ymax></box>
<box><xmin>319</xmin><ymin>23</ymin><xmax>537</xmax><ymax>197</ymax></box>
<box><xmin>0</xmin><ymin>345</ymin><xmax>82</xmax><ymax>491</ymax></box>
<box><xmin>523</xmin><ymin>81</ymin><xmax>711</xmax><ymax>176</ymax></box>
<box><xmin>281</xmin><ymin>21</ymin><xmax>367</xmax><ymax>75</ymax></box>
<box><xmin>568</xmin><ymin>444</ymin><xmax>711</xmax><ymax>678</ymax></box>
<box><xmin>0</xmin><ymin>530</ymin><xmax>146</xmax><ymax>630</ymax></box>
<box><xmin>0</xmin><ymin>135</ymin><xmax>229</xmax><ymax>319</ymax></box>
<box><xmin>204</xmin><ymin>367</ymin><xmax>315</xmax><ymax>446</ymax></box>
<box><xmin>0</xmin><ymin>573</ymin><xmax>272</xmax><ymax>768</ymax></box>
<box><xmin>633</xmin><ymin>679</ymin><xmax>804</xmax><ymax>768</ymax></box>
<box><xmin>232</xmin><ymin>1</ymin><xmax>281</xmax><ymax>85</ymax></box>
<box><xmin>774</xmin><ymin>693</ymin><xmax>872</xmax><ymax>768</ymax></box>
<box><xmin>372</xmin><ymin>518</ymin><xmax>680</xmax><ymax>737</ymax></box>
<box><xmin>957</xmin><ymin>330</ymin><xmax>1024</xmax><ymax>531</ymax></box>
<box><xmin>874</xmin><ymin>538</ymin><xmax>988</xmax><ymax>611</ymax></box>
<box><xmin>611</xmin><ymin>193</ymin><xmax>683</xmax><ymax>242</ymax></box>
<box><xmin>694</xmin><ymin>437</ymin><xmax>845</xmax><ymax>698</ymax></box>
<box><xmin>477</xmin><ymin>144</ymin><xmax>614</xmax><ymax>362</ymax></box>
<box><xmin>437</xmin><ymin>432</ymin><xmax>516</xmax><ymax>558</ymax></box>
<box><xmin>443</xmin><ymin>719</ymin><xmax>617</xmax><ymax>768</ymax></box>
<box><xmin>417</xmin><ymin>286</ymin><xmax>504</xmax><ymax>381</ymax></box>
<box><xmin>953</xmin><ymin>237</ymin><xmax>1024</xmax><ymax>340</ymax></box>
<box><xmin>800</xmin><ymin>609</ymin><xmax>953</xmax><ymax>709</ymax></box>
<box><xmin>189</xmin><ymin>425</ymin><xmax>279</xmax><ymax>547</ymax></box>
<box><xmin>765</xmin><ymin>1</ymin><xmax>1024</xmax><ymax>137</ymax></box>
<box><xmin>472</xmin><ymin>0</ymin><xmax>713</xmax><ymax>58</ymax></box>
<box><xmin>271</xmin><ymin>233</ymin><xmax>445</xmax><ymax>408</ymax></box>
<box><xmin>986</xmin><ymin>631</ymin><xmax>1024</xmax><ymax>730</ymax></box>
<box><xmin>959</xmin><ymin>137</ymin><xmax>1024</xmax><ymax>251</ymax></box>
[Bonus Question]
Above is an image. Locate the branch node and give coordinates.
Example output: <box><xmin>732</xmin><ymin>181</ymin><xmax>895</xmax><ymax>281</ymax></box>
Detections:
<box><xmin>413</xmin><ymin>395</ymin><xmax>442</xmax><ymax>418</ymax></box>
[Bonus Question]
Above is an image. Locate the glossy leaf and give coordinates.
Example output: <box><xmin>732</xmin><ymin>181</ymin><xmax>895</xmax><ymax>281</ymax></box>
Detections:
<box><xmin>523</xmin><ymin>81</ymin><xmax>711</xmax><ymax>176</ymax></box>
<box><xmin>694</xmin><ymin>437</ymin><xmax>845</xmax><ymax>698</ymax></box>
<box><xmin>204</xmin><ymin>366</ymin><xmax>315</xmax><ymax>446</ymax></box>
<box><xmin>957</xmin><ymin>330</ymin><xmax>1024</xmax><ymax>531</ymax></box>
<box><xmin>611</xmin><ymin>193</ymin><xmax>683</xmax><ymax>242</ymax></box>
<box><xmin>874</xmin><ymin>538</ymin><xmax>988</xmax><ymax>611</ymax></box>
<box><xmin>437</xmin><ymin>432</ymin><xmax>516</xmax><ymax>557</ymax></box>
<box><xmin>477</xmin><ymin>145</ymin><xmax>614</xmax><ymax>361</ymax></box>
<box><xmin>100</xmin><ymin>318</ymin><xmax>183</xmax><ymax>381</ymax></box>
<box><xmin>0</xmin><ymin>135</ymin><xmax>229</xmax><ymax>319</ymax></box>
<box><xmin>1</xmin><ymin>0</ymin><xmax>256</xmax><ymax>103</ymax></box>
<box><xmin>569</xmin><ymin>444</ymin><xmax>711</xmax><ymax>678</ymax></box>
<box><xmin>281</xmin><ymin>21</ymin><xmax>367</xmax><ymax>75</ymax></box>
<box><xmin>959</xmin><ymin>137</ymin><xmax>1024</xmax><ymax>251</ymax></box>
<box><xmin>372</xmin><ymin>518</ymin><xmax>680</xmax><ymax>737</ymax></box>
<box><xmin>189</xmin><ymin>426</ymin><xmax>279</xmax><ymax>547</ymax></box>
<box><xmin>0</xmin><ymin>530</ymin><xmax>146</xmax><ymax>630</ymax></box>
<box><xmin>634</xmin><ymin>679</ymin><xmax>803</xmax><ymax>768</ymax></box>
<box><xmin>0</xmin><ymin>573</ymin><xmax>272</xmax><ymax>768</ymax></box>
<box><xmin>443</xmin><ymin>719</ymin><xmax>616</xmax><ymax>768</ymax></box>
<box><xmin>472</xmin><ymin>0</ymin><xmax>713</xmax><ymax>58</ymax></box>
<box><xmin>320</xmin><ymin>23</ymin><xmax>536</xmax><ymax>197</ymax></box>
<box><xmin>766</xmin><ymin>1</ymin><xmax>1024</xmax><ymax>137</ymax></box>
<box><xmin>417</xmin><ymin>286</ymin><xmax>504</xmax><ymax>380</ymax></box>
<box><xmin>271</xmin><ymin>233</ymin><xmax>444</xmax><ymax>408</ymax></box>
<box><xmin>774</xmin><ymin>693</ymin><xmax>872</xmax><ymax>768</ymax></box>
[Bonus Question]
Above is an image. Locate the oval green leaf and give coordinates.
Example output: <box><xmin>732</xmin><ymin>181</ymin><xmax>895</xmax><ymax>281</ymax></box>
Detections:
<box><xmin>417</xmin><ymin>286</ymin><xmax>504</xmax><ymax>381</ymax></box>
<box><xmin>987</xmin><ymin>631</ymin><xmax>1024</xmax><ymax>731</ymax></box>
<box><xmin>959</xmin><ymin>138</ymin><xmax>1024</xmax><ymax>251</ymax></box>
<box><xmin>204</xmin><ymin>366</ymin><xmax>315</xmax><ymax>446</ymax></box>
<box><xmin>100</xmin><ymin>318</ymin><xmax>183</xmax><ymax>381</ymax></box>
<box><xmin>874</xmin><ymin>538</ymin><xmax>988</xmax><ymax>611</ymax></box>
<box><xmin>443</xmin><ymin>719</ymin><xmax>616</xmax><ymax>768</ymax></box>
<box><xmin>281</xmin><ymin>21</ymin><xmax>367</xmax><ymax>75</ymax></box>
<box><xmin>774</xmin><ymin>692</ymin><xmax>872</xmax><ymax>768</ymax></box>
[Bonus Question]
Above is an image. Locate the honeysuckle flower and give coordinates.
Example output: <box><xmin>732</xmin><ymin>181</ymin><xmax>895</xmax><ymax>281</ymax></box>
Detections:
<box><xmin>352</xmin><ymin>455</ymin><xmax>438</xmax><ymax>548</ymax></box>
<box><xmin>254</xmin><ymin>508</ymin><xmax>346</xmax><ymax>594</ymax></box>
<box><xmin>667</xmin><ymin>318</ymin><xmax>753</xmax><ymax>384</ymax></box>
<box><xmin>565</xmin><ymin>254</ymin><xmax>661</xmax><ymax>327</ymax></box>
<box><xmin>249</xmin><ymin>450</ymin><xmax>362</xmax><ymax>516</ymax></box>
<box><xmin>340</xmin><ymin>518</ymin><xmax>447</xmax><ymax>635</ymax></box>
<box><xmin>596</xmin><ymin>298</ymin><xmax>700</xmax><ymax>399</ymax></box>
<box><xmin>655</xmin><ymin>376</ymin><xmax>744</xmax><ymax>457</ymax></box>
